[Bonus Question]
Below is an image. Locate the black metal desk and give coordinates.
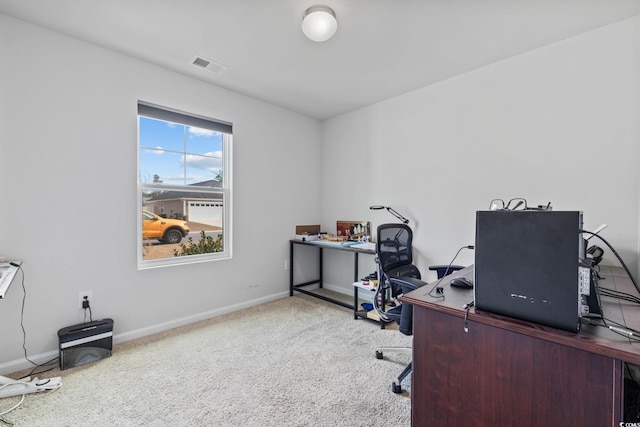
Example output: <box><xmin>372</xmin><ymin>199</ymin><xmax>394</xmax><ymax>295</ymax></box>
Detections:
<box><xmin>289</xmin><ymin>239</ymin><xmax>375</xmax><ymax>310</ymax></box>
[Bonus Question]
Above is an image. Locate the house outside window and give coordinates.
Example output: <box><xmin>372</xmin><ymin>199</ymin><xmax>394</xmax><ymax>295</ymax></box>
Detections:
<box><xmin>137</xmin><ymin>102</ymin><xmax>232</xmax><ymax>268</ymax></box>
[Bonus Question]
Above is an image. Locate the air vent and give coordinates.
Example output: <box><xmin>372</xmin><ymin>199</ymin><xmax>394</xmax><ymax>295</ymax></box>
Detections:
<box><xmin>192</xmin><ymin>56</ymin><xmax>210</xmax><ymax>68</ymax></box>
<box><xmin>191</xmin><ymin>55</ymin><xmax>228</xmax><ymax>74</ymax></box>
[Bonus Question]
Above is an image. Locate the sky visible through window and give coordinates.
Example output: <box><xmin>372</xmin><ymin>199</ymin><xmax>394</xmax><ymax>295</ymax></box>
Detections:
<box><xmin>139</xmin><ymin>116</ymin><xmax>223</xmax><ymax>186</ymax></box>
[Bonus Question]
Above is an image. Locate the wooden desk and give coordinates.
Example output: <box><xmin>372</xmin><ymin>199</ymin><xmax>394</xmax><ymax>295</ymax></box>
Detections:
<box><xmin>401</xmin><ymin>265</ymin><xmax>640</xmax><ymax>427</ymax></box>
<box><xmin>289</xmin><ymin>239</ymin><xmax>375</xmax><ymax>310</ymax></box>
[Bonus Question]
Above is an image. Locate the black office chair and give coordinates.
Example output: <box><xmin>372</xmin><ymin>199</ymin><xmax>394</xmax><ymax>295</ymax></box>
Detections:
<box><xmin>373</xmin><ymin>223</ymin><xmax>421</xmax><ymax>321</ymax></box>
<box><xmin>372</xmin><ymin>223</ymin><xmax>462</xmax><ymax>393</ymax></box>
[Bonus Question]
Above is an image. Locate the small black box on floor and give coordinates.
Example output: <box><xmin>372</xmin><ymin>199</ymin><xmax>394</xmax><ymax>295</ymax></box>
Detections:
<box><xmin>57</xmin><ymin>318</ymin><xmax>114</xmax><ymax>370</ymax></box>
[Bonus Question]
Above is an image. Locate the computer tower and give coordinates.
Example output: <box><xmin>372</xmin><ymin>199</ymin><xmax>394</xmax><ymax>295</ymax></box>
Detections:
<box><xmin>474</xmin><ymin>211</ymin><xmax>585</xmax><ymax>332</ymax></box>
<box><xmin>58</xmin><ymin>319</ymin><xmax>114</xmax><ymax>370</ymax></box>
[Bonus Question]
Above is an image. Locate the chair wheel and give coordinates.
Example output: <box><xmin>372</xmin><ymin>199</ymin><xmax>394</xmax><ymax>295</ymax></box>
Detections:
<box><xmin>375</xmin><ymin>350</ymin><xmax>383</xmax><ymax>359</ymax></box>
<box><xmin>392</xmin><ymin>382</ymin><xmax>402</xmax><ymax>393</ymax></box>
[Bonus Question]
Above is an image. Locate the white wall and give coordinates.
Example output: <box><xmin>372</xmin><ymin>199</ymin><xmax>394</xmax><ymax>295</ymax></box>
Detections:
<box><xmin>2</xmin><ymin>11</ymin><xmax>638</xmax><ymax>374</ymax></box>
<box><xmin>0</xmin><ymin>14</ymin><xmax>322</xmax><ymax>372</ymax></box>
<box><xmin>321</xmin><ymin>16</ymin><xmax>640</xmax><ymax>291</ymax></box>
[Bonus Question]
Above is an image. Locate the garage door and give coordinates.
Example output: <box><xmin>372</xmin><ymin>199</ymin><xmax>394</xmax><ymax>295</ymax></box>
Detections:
<box><xmin>187</xmin><ymin>201</ymin><xmax>223</xmax><ymax>227</ymax></box>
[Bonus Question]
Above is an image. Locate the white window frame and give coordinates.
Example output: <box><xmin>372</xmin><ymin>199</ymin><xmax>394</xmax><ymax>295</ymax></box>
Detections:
<box><xmin>137</xmin><ymin>101</ymin><xmax>233</xmax><ymax>269</ymax></box>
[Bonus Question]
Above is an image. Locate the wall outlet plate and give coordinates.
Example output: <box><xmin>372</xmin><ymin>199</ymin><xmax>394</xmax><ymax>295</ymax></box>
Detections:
<box><xmin>79</xmin><ymin>291</ymin><xmax>93</xmax><ymax>309</ymax></box>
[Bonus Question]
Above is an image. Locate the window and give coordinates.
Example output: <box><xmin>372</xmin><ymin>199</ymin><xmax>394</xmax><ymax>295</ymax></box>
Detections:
<box><xmin>137</xmin><ymin>102</ymin><xmax>232</xmax><ymax>268</ymax></box>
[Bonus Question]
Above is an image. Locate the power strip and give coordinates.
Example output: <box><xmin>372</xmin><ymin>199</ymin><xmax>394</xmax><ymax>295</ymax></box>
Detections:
<box><xmin>0</xmin><ymin>376</ymin><xmax>62</xmax><ymax>399</ymax></box>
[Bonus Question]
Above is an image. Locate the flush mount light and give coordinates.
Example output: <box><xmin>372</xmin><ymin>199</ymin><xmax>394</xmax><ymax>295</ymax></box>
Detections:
<box><xmin>302</xmin><ymin>5</ymin><xmax>337</xmax><ymax>42</ymax></box>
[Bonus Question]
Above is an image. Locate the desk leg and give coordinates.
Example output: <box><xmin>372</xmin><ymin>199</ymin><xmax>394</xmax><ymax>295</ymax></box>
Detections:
<box><xmin>318</xmin><ymin>247</ymin><xmax>323</xmax><ymax>288</ymax></box>
<box><xmin>353</xmin><ymin>252</ymin><xmax>359</xmax><ymax>282</ymax></box>
<box><xmin>289</xmin><ymin>241</ymin><xmax>370</xmax><ymax>312</ymax></box>
<box><xmin>353</xmin><ymin>286</ymin><xmax>359</xmax><ymax>319</ymax></box>
<box><xmin>353</xmin><ymin>253</ymin><xmax>360</xmax><ymax>320</ymax></box>
<box><xmin>289</xmin><ymin>241</ymin><xmax>294</xmax><ymax>296</ymax></box>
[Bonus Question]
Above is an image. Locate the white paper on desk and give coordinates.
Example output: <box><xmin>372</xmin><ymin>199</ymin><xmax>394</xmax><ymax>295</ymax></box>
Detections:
<box><xmin>308</xmin><ymin>240</ymin><xmax>357</xmax><ymax>247</ymax></box>
<box><xmin>351</xmin><ymin>242</ymin><xmax>375</xmax><ymax>251</ymax></box>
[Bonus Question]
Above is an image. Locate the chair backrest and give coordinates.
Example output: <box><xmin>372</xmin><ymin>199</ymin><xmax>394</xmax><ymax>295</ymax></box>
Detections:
<box><xmin>373</xmin><ymin>223</ymin><xmax>421</xmax><ymax>326</ymax></box>
<box><xmin>376</xmin><ymin>223</ymin><xmax>416</xmax><ymax>276</ymax></box>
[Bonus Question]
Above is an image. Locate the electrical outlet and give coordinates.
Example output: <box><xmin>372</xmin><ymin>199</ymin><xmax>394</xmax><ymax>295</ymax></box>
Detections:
<box><xmin>79</xmin><ymin>291</ymin><xmax>93</xmax><ymax>309</ymax></box>
<box><xmin>284</xmin><ymin>259</ymin><xmax>290</xmax><ymax>271</ymax></box>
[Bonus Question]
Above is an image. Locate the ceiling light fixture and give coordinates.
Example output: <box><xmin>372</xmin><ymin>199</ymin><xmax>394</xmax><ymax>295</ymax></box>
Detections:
<box><xmin>302</xmin><ymin>5</ymin><xmax>337</xmax><ymax>42</ymax></box>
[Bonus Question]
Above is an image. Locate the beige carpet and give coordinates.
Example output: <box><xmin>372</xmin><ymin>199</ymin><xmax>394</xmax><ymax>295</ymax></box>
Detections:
<box><xmin>2</xmin><ymin>294</ymin><xmax>412</xmax><ymax>426</ymax></box>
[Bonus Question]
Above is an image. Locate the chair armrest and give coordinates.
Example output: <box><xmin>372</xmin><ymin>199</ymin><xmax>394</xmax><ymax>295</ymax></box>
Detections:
<box><xmin>429</xmin><ymin>264</ymin><xmax>465</xmax><ymax>279</ymax></box>
<box><xmin>388</xmin><ymin>276</ymin><xmax>426</xmax><ymax>336</ymax></box>
<box><xmin>388</xmin><ymin>276</ymin><xmax>428</xmax><ymax>294</ymax></box>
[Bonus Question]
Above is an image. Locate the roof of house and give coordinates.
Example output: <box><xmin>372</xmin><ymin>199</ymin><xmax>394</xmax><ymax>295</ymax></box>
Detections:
<box><xmin>146</xmin><ymin>180</ymin><xmax>223</xmax><ymax>202</ymax></box>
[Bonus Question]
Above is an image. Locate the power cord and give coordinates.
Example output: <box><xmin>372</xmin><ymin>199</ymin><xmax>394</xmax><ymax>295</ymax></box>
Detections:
<box><xmin>83</xmin><ymin>297</ymin><xmax>93</xmax><ymax>323</ymax></box>
<box><xmin>0</xmin><ymin>395</ymin><xmax>23</xmax><ymax>425</ymax></box>
<box><xmin>601</xmin><ymin>317</ymin><xmax>640</xmax><ymax>343</ymax></box>
<box><xmin>10</xmin><ymin>264</ymin><xmax>38</xmax><ymax>368</ymax></box>
<box><xmin>372</xmin><ymin>271</ymin><xmax>392</xmax><ymax>323</ymax></box>
<box><xmin>578</xmin><ymin>232</ymin><xmax>640</xmax><ymax>340</ymax></box>
<box><xmin>13</xmin><ymin>264</ymin><xmax>59</xmax><ymax>373</ymax></box>
<box><xmin>0</xmin><ymin>263</ymin><xmax>63</xmax><ymax>421</ymax></box>
<box><xmin>598</xmin><ymin>287</ymin><xmax>640</xmax><ymax>305</ymax></box>
<box><xmin>581</xmin><ymin>230</ymin><xmax>639</xmax><ymax>294</ymax></box>
<box><xmin>582</xmin><ymin>306</ymin><xmax>640</xmax><ymax>342</ymax></box>
<box><xmin>426</xmin><ymin>245</ymin><xmax>474</xmax><ymax>299</ymax></box>
<box><xmin>463</xmin><ymin>300</ymin><xmax>474</xmax><ymax>332</ymax></box>
<box><xmin>22</xmin><ymin>356</ymin><xmax>59</xmax><ymax>379</ymax></box>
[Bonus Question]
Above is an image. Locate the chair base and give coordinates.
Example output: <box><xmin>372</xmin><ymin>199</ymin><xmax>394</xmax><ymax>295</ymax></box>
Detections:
<box><xmin>392</xmin><ymin>361</ymin><xmax>412</xmax><ymax>394</ymax></box>
<box><xmin>375</xmin><ymin>347</ymin><xmax>412</xmax><ymax>356</ymax></box>
<box><xmin>375</xmin><ymin>347</ymin><xmax>412</xmax><ymax>393</ymax></box>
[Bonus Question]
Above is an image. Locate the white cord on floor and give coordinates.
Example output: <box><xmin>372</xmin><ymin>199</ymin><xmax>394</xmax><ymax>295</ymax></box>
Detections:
<box><xmin>0</xmin><ymin>378</ymin><xmax>62</xmax><ymax>417</ymax></box>
<box><xmin>0</xmin><ymin>394</ymin><xmax>25</xmax><ymax>417</ymax></box>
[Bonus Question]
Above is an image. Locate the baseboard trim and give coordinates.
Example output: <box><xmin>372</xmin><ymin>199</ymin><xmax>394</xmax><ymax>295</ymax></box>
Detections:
<box><xmin>113</xmin><ymin>291</ymin><xmax>289</xmax><ymax>344</ymax></box>
<box><xmin>0</xmin><ymin>291</ymin><xmax>289</xmax><ymax>375</ymax></box>
<box><xmin>0</xmin><ymin>350</ymin><xmax>60</xmax><ymax>377</ymax></box>
<box><xmin>321</xmin><ymin>283</ymin><xmax>353</xmax><ymax>296</ymax></box>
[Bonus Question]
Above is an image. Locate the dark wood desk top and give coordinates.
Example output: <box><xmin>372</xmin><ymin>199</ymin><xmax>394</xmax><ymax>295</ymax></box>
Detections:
<box><xmin>402</xmin><ymin>265</ymin><xmax>640</xmax><ymax>365</ymax></box>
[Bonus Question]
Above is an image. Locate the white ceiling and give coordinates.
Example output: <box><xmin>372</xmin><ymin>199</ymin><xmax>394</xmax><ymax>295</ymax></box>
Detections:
<box><xmin>1</xmin><ymin>0</ymin><xmax>640</xmax><ymax>120</ymax></box>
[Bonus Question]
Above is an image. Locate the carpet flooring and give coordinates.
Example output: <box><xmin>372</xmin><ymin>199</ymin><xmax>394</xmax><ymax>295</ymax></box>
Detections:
<box><xmin>2</xmin><ymin>294</ymin><xmax>412</xmax><ymax>426</ymax></box>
